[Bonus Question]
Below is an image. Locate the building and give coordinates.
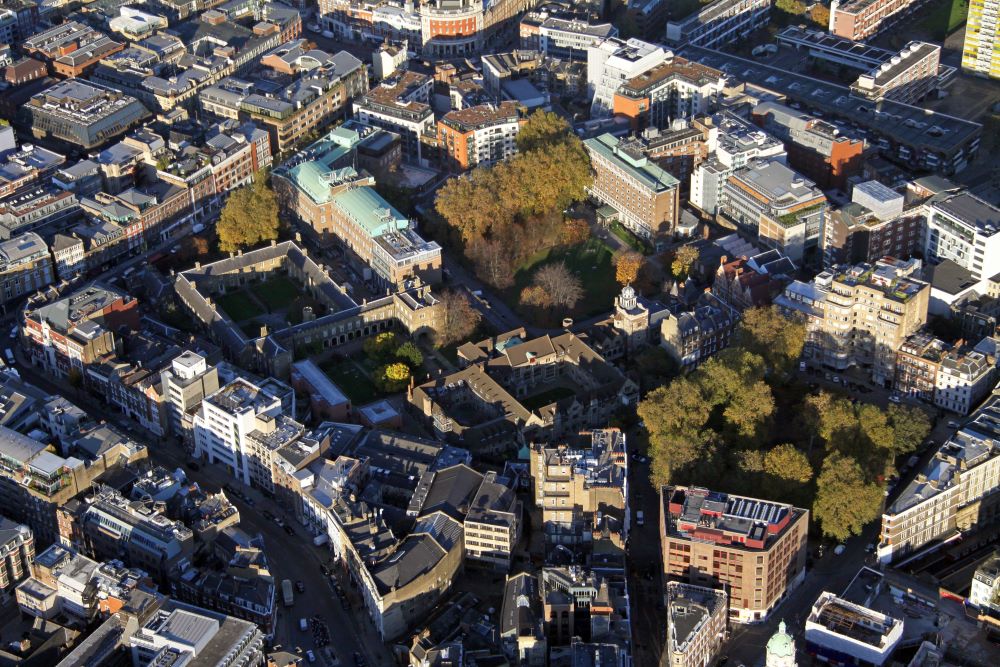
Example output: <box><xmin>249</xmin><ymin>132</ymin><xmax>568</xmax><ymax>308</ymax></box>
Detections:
<box><xmin>610</xmin><ymin>55</ymin><xmax>724</xmax><ymax>131</ymax></box>
<box><xmin>352</xmin><ymin>71</ymin><xmax>434</xmax><ymax>164</ymax></box>
<box><xmin>822</xmin><ymin>181</ymin><xmax>923</xmax><ymax>269</ymax></box>
<box><xmin>0</xmin><ymin>142</ymin><xmax>66</xmax><ymax>198</ymax></box>
<box><xmin>587</xmin><ymin>37</ymin><xmax>670</xmax><ymax>118</ymax></box>
<box><xmin>21</xmin><ymin>80</ymin><xmax>150</xmax><ymax>150</ymax></box>
<box><xmin>661</xmin><ymin>486</ymin><xmax>808</xmax><ymax>624</ymax></box>
<box><xmin>777</xmin><ymin>258</ymin><xmax>929</xmax><ymax>386</ymax></box>
<box><xmin>290</xmin><ymin>359</ymin><xmax>350</xmax><ymax>422</ymax></box>
<box><xmin>0</xmin><ymin>232</ymin><xmax>55</xmax><ymax>305</ymax></box>
<box><xmin>878</xmin><ymin>393</ymin><xmax>1000</xmax><ymax>563</ymax></box>
<box><xmin>160</xmin><ymin>351</ymin><xmax>221</xmax><ymax>440</ymax></box>
<box><xmin>934</xmin><ymin>344</ymin><xmax>995</xmax><ymax>415</ymax></box>
<box><xmin>963</xmin><ymin>0</ymin><xmax>1000</xmax><ymax>79</ymax></box>
<box><xmin>22</xmin><ymin>283</ymin><xmax>139</xmax><ymax>380</ymax></box>
<box><xmin>804</xmin><ymin>592</ymin><xmax>904</xmax><ymax>666</ymax></box>
<box><xmin>530</xmin><ymin>429</ymin><xmax>628</xmax><ymax>546</ymax></box>
<box><xmin>463</xmin><ymin>471</ymin><xmax>520</xmax><ymax>571</ymax></box>
<box><xmin>129</xmin><ymin>599</ymin><xmax>265</xmax><ymax>667</ymax></box>
<box><xmin>539</xmin><ymin>565</ymin><xmax>631</xmax><ymax>649</ymax></box>
<box><xmin>500</xmin><ymin>572</ymin><xmax>546</xmax><ymax>666</ymax></box>
<box><xmin>690</xmin><ymin>113</ymin><xmax>787</xmax><ymax>217</ymax></box>
<box><xmin>437</xmin><ymin>101</ymin><xmax>523</xmax><ymax>171</ymax></box>
<box><xmin>850</xmin><ymin>41</ymin><xmax>942</xmax><ymax>104</ymax></box>
<box><xmin>585</xmin><ymin>133</ymin><xmax>681</xmax><ymax>241</ymax></box>
<box><xmin>752</xmin><ymin>101</ymin><xmax>864</xmax><ymax>190</ymax></box>
<box><xmin>830</xmin><ymin>0</ymin><xmax>930</xmax><ymax>41</ymax></box>
<box><xmin>666</xmin><ymin>582</ymin><xmax>728</xmax><ymax>667</ymax></box>
<box><xmin>660</xmin><ymin>292</ymin><xmax>739</xmax><ymax>369</ymax></box>
<box><xmin>722</xmin><ymin>159</ymin><xmax>826</xmax><ymax>264</ymax></box>
<box><xmin>0</xmin><ymin>519</ymin><xmax>33</xmax><ymax>595</ymax></box>
<box><xmin>23</xmin><ymin>21</ymin><xmax>123</xmax><ymax>78</ymax></box>
<box><xmin>539</xmin><ymin>17</ymin><xmax>617</xmax><ymax>60</ymax></box>
<box><xmin>970</xmin><ymin>551</ymin><xmax>1000</xmax><ymax>613</ymax></box>
<box><xmin>766</xmin><ymin>621</ymin><xmax>798</xmax><ymax>667</ymax></box>
<box><xmin>273</xmin><ymin>147</ymin><xmax>441</xmax><ymax>289</ymax></box>
<box><xmin>413</xmin><ymin>332</ymin><xmax>638</xmax><ymax>453</ymax></box>
<box><xmin>924</xmin><ymin>191</ymin><xmax>1000</xmax><ymax>290</ymax></box>
<box><xmin>664</xmin><ymin>0</ymin><xmax>771</xmax><ymax>48</ymax></box>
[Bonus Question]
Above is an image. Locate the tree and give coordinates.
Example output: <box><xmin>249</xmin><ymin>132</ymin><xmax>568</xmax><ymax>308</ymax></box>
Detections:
<box><xmin>639</xmin><ymin>378</ymin><xmax>714</xmax><ymax>485</ymax></box>
<box><xmin>217</xmin><ymin>172</ymin><xmax>280</xmax><ymax>253</ymax></box>
<box><xmin>811</xmin><ymin>3</ymin><xmax>830</xmax><ymax>27</ymax></box>
<box><xmin>395</xmin><ymin>341</ymin><xmax>423</xmax><ymax>369</ymax></box>
<box><xmin>813</xmin><ymin>453</ymin><xmax>884</xmax><ymax>541</ymax></box>
<box><xmin>191</xmin><ymin>236</ymin><xmax>211</xmax><ymax>257</ymax></box>
<box><xmin>633</xmin><ymin>346</ymin><xmax>679</xmax><ymax>394</ymax></box>
<box><xmin>561</xmin><ymin>218</ymin><xmax>590</xmax><ymax>246</ymax></box>
<box><xmin>737</xmin><ymin>306</ymin><xmax>806</xmax><ymax>376</ymax></box>
<box><xmin>533</xmin><ymin>262</ymin><xmax>584</xmax><ymax>309</ymax></box>
<box><xmin>516</xmin><ymin>110</ymin><xmax>573</xmax><ymax>153</ymax></box>
<box><xmin>363</xmin><ymin>332</ymin><xmax>399</xmax><ymax>361</ymax></box>
<box><xmin>764</xmin><ymin>444</ymin><xmax>813</xmax><ymax>485</ymax></box>
<box><xmin>776</xmin><ymin>0</ymin><xmax>806</xmax><ymax>14</ymax></box>
<box><xmin>886</xmin><ymin>405</ymin><xmax>931</xmax><ymax>457</ymax></box>
<box><xmin>520</xmin><ymin>285</ymin><xmax>552</xmax><ymax>308</ymax></box>
<box><xmin>433</xmin><ymin>290</ymin><xmax>482</xmax><ymax>348</ymax></box>
<box><xmin>614</xmin><ymin>251</ymin><xmax>644</xmax><ymax>286</ymax></box>
<box><xmin>671</xmin><ymin>245</ymin><xmax>699</xmax><ymax>281</ymax></box>
<box><xmin>375</xmin><ymin>362</ymin><xmax>411</xmax><ymax>393</ymax></box>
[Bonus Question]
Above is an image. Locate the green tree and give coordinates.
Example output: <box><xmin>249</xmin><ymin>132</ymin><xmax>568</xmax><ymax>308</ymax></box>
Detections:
<box><xmin>395</xmin><ymin>341</ymin><xmax>424</xmax><ymax>369</ymax></box>
<box><xmin>217</xmin><ymin>171</ymin><xmax>280</xmax><ymax>253</ymax></box>
<box><xmin>763</xmin><ymin>444</ymin><xmax>814</xmax><ymax>504</ymax></box>
<box><xmin>886</xmin><ymin>405</ymin><xmax>931</xmax><ymax>457</ymax></box>
<box><xmin>813</xmin><ymin>453</ymin><xmax>884</xmax><ymax>541</ymax></box>
<box><xmin>633</xmin><ymin>346</ymin><xmax>679</xmax><ymax>394</ymax></box>
<box><xmin>736</xmin><ymin>306</ymin><xmax>806</xmax><ymax>377</ymax></box>
<box><xmin>638</xmin><ymin>378</ymin><xmax>714</xmax><ymax>485</ymax></box>
<box><xmin>671</xmin><ymin>245</ymin><xmax>699</xmax><ymax>281</ymax></box>
<box><xmin>516</xmin><ymin>110</ymin><xmax>574</xmax><ymax>153</ymax></box>
<box><xmin>363</xmin><ymin>332</ymin><xmax>399</xmax><ymax>361</ymax></box>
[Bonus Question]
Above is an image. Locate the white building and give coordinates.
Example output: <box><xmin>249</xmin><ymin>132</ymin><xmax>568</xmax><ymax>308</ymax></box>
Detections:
<box><xmin>924</xmin><ymin>191</ymin><xmax>1000</xmax><ymax>290</ymax></box>
<box><xmin>934</xmin><ymin>346</ymin><xmax>995</xmax><ymax>415</ymax></box>
<box><xmin>129</xmin><ymin>601</ymin><xmax>264</xmax><ymax>667</ymax></box>
<box><xmin>539</xmin><ymin>17</ymin><xmax>617</xmax><ymax>60</ymax></box>
<box><xmin>970</xmin><ymin>551</ymin><xmax>1000</xmax><ymax>610</ymax></box>
<box><xmin>765</xmin><ymin>621</ymin><xmax>797</xmax><ymax>667</ymax></box>
<box><xmin>665</xmin><ymin>0</ymin><xmax>772</xmax><ymax>49</ymax></box>
<box><xmin>192</xmin><ymin>379</ymin><xmax>283</xmax><ymax>486</ymax></box>
<box><xmin>878</xmin><ymin>393</ymin><xmax>1000</xmax><ymax>563</ymax></box>
<box><xmin>690</xmin><ymin>113</ymin><xmax>786</xmax><ymax>216</ymax></box>
<box><xmin>587</xmin><ymin>37</ymin><xmax>669</xmax><ymax>117</ymax></box>
<box><xmin>804</xmin><ymin>592</ymin><xmax>903</xmax><ymax>666</ymax></box>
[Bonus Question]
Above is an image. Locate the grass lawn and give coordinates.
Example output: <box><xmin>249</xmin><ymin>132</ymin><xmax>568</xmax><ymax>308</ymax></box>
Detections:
<box><xmin>522</xmin><ymin>386</ymin><xmax>577</xmax><ymax>410</ymax></box>
<box><xmin>217</xmin><ymin>291</ymin><xmax>264</xmax><ymax>322</ymax></box>
<box><xmin>921</xmin><ymin>0</ymin><xmax>968</xmax><ymax>38</ymax></box>
<box><xmin>322</xmin><ymin>359</ymin><xmax>378</xmax><ymax>404</ymax></box>
<box><xmin>512</xmin><ymin>239</ymin><xmax>618</xmax><ymax>319</ymax></box>
<box><xmin>252</xmin><ymin>276</ymin><xmax>303</xmax><ymax>312</ymax></box>
<box><xmin>609</xmin><ymin>222</ymin><xmax>652</xmax><ymax>255</ymax></box>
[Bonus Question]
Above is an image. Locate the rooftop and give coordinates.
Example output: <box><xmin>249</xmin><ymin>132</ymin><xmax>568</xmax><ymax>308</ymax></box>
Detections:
<box><xmin>585</xmin><ymin>133</ymin><xmax>679</xmax><ymax>193</ymax></box>
<box><xmin>663</xmin><ymin>486</ymin><xmax>802</xmax><ymax>548</ymax></box>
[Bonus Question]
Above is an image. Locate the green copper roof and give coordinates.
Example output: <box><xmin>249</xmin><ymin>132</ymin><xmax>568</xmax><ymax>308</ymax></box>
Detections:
<box><xmin>585</xmin><ymin>133</ymin><xmax>680</xmax><ymax>193</ymax></box>
<box><xmin>332</xmin><ymin>187</ymin><xmax>409</xmax><ymax>238</ymax></box>
<box><xmin>767</xmin><ymin>620</ymin><xmax>795</xmax><ymax>658</ymax></box>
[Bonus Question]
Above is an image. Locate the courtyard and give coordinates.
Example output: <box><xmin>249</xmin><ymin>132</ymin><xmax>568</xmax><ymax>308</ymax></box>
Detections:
<box><xmin>509</xmin><ymin>238</ymin><xmax>618</xmax><ymax>322</ymax></box>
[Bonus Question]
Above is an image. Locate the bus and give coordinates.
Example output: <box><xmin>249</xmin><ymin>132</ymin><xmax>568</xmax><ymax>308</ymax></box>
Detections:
<box><xmin>281</xmin><ymin>579</ymin><xmax>294</xmax><ymax>606</ymax></box>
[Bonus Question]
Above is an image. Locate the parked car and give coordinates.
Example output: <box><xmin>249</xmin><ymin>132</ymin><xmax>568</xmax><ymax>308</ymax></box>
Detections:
<box><xmin>889</xmin><ymin>394</ymin><xmax>901</xmax><ymax>403</ymax></box>
<box><xmin>296</xmin><ymin>580</ymin><xmax>305</xmax><ymax>593</ymax></box>
<box><xmin>834</xmin><ymin>544</ymin><xmax>847</xmax><ymax>556</ymax></box>
<box><xmin>947</xmin><ymin>420</ymin><xmax>960</xmax><ymax>429</ymax></box>
<box><xmin>306</xmin><ymin>649</ymin><xmax>316</xmax><ymax>663</ymax></box>
<box><xmin>284</xmin><ymin>524</ymin><xmax>296</xmax><ymax>536</ymax></box>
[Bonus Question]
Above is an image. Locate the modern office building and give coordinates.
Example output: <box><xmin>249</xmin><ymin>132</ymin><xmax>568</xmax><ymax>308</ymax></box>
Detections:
<box><xmin>660</xmin><ymin>486</ymin><xmax>809</xmax><ymax>623</ymax></box>
<box><xmin>777</xmin><ymin>258</ymin><xmax>929</xmax><ymax>386</ymax></box>
<box><xmin>352</xmin><ymin>71</ymin><xmax>434</xmax><ymax>164</ymax></box>
<box><xmin>822</xmin><ymin>181</ymin><xmax>923</xmax><ymax>268</ymax></box>
<box><xmin>963</xmin><ymin>0</ymin><xmax>1000</xmax><ymax>79</ymax></box>
<box><xmin>587</xmin><ymin>37</ymin><xmax>670</xmax><ymax>118</ymax></box>
<box><xmin>159</xmin><ymin>351</ymin><xmax>221</xmax><ymax>439</ymax></box>
<box><xmin>804</xmin><ymin>592</ymin><xmax>904</xmax><ymax>666</ymax></box>
<box><xmin>666</xmin><ymin>582</ymin><xmax>728</xmax><ymax>667</ymax></box>
<box><xmin>584</xmin><ymin>133</ymin><xmax>681</xmax><ymax>240</ymax></box>
<box><xmin>878</xmin><ymin>393</ymin><xmax>1000</xmax><ymax>563</ymax></box>
<box><xmin>21</xmin><ymin>80</ymin><xmax>149</xmax><ymax>150</ymax></box>
<box><xmin>538</xmin><ymin>17</ymin><xmax>617</xmax><ymax>60</ymax></box>
<box><xmin>462</xmin><ymin>471</ymin><xmax>521</xmax><ymax>571</ymax></box>
<box><xmin>924</xmin><ymin>191</ymin><xmax>1000</xmax><ymax>289</ymax></box>
<box><xmin>0</xmin><ymin>232</ymin><xmax>55</xmax><ymax>305</ymax></box>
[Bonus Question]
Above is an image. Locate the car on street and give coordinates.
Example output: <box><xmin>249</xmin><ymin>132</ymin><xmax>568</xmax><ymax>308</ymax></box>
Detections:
<box><xmin>834</xmin><ymin>544</ymin><xmax>847</xmax><ymax>555</ymax></box>
<box><xmin>8</xmin><ymin>326</ymin><xmax>16</xmax><ymax>339</ymax></box>
<box><xmin>296</xmin><ymin>580</ymin><xmax>305</xmax><ymax>593</ymax></box>
<box><xmin>947</xmin><ymin>420</ymin><xmax>960</xmax><ymax>429</ymax></box>
<box><xmin>306</xmin><ymin>649</ymin><xmax>316</xmax><ymax>663</ymax></box>
<box><xmin>889</xmin><ymin>394</ymin><xmax>901</xmax><ymax>403</ymax></box>
<box><xmin>284</xmin><ymin>524</ymin><xmax>296</xmax><ymax>536</ymax></box>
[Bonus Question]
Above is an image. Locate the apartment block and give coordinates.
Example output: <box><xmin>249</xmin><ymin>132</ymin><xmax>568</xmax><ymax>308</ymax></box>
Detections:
<box><xmin>437</xmin><ymin>101</ymin><xmax>523</xmax><ymax>171</ymax></box>
<box><xmin>353</xmin><ymin>71</ymin><xmax>434</xmax><ymax>164</ymax></box>
<box><xmin>587</xmin><ymin>37</ymin><xmax>670</xmax><ymax>118</ymax></box>
<box><xmin>963</xmin><ymin>0</ymin><xmax>1000</xmax><ymax>79</ymax></box>
<box><xmin>22</xmin><ymin>283</ymin><xmax>139</xmax><ymax>380</ymax></box>
<box><xmin>661</xmin><ymin>486</ymin><xmax>808</xmax><ymax>623</ymax></box>
<box><xmin>664</xmin><ymin>0</ymin><xmax>771</xmax><ymax>48</ymax></box>
<box><xmin>611</xmin><ymin>55</ymin><xmax>724</xmax><ymax>130</ymax></box>
<box><xmin>722</xmin><ymin>159</ymin><xmax>826</xmax><ymax>264</ymax></box>
<box><xmin>924</xmin><ymin>191</ymin><xmax>1000</xmax><ymax>289</ymax></box>
<box><xmin>777</xmin><ymin>258</ymin><xmax>929</xmax><ymax>385</ymax></box>
<box><xmin>585</xmin><ymin>132</ymin><xmax>680</xmax><ymax>240</ymax></box>
<box><xmin>752</xmin><ymin>101</ymin><xmax>864</xmax><ymax>190</ymax></box>
<box><xmin>273</xmin><ymin>147</ymin><xmax>441</xmax><ymax>290</ymax></box>
<box><xmin>160</xmin><ymin>351</ymin><xmax>221</xmax><ymax>440</ymax></box>
<box><xmin>666</xmin><ymin>582</ymin><xmax>728</xmax><ymax>667</ymax></box>
<box><xmin>538</xmin><ymin>17</ymin><xmax>617</xmax><ymax>59</ymax></box>
<box><xmin>529</xmin><ymin>429</ymin><xmax>627</xmax><ymax>546</ymax></box>
<box><xmin>0</xmin><ymin>519</ymin><xmax>33</xmax><ymax>594</ymax></box>
<box><xmin>878</xmin><ymin>393</ymin><xmax>1000</xmax><ymax>563</ymax></box>
<box><xmin>851</xmin><ymin>41</ymin><xmax>942</xmax><ymax>104</ymax></box>
<box><xmin>463</xmin><ymin>471</ymin><xmax>521</xmax><ymax>571</ymax></box>
<box><xmin>823</xmin><ymin>181</ymin><xmax>923</xmax><ymax>268</ymax></box>
<box><xmin>830</xmin><ymin>0</ymin><xmax>930</xmax><ymax>41</ymax></box>
<box><xmin>660</xmin><ymin>291</ymin><xmax>739</xmax><ymax>369</ymax></box>
<box><xmin>0</xmin><ymin>142</ymin><xmax>65</xmax><ymax>199</ymax></box>
<box><xmin>0</xmin><ymin>232</ymin><xmax>54</xmax><ymax>305</ymax></box>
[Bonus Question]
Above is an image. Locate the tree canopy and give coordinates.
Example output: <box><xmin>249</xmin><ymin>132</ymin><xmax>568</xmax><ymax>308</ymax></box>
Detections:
<box><xmin>614</xmin><ymin>251</ymin><xmax>644</xmax><ymax>286</ymax></box>
<box><xmin>217</xmin><ymin>172</ymin><xmax>280</xmax><ymax>253</ymax></box>
<box><xmin>736</xmin><ymin>306</ymin><xmax>806</xmax><ymax>377</ymax></box>
<box><xmin>432</xmin><ymin>290</ymin><xmax>482</xmax><ymax>348</ymax></box>
<box><xmin>813</xmin><ymin>453</ymin><xmax>884</xmax><ymax>541</ymax></box>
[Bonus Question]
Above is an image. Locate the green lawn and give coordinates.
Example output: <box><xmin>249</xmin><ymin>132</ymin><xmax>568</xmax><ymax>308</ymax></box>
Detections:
<box><xmin>252</xmin><ymin>276</ymin><xmax>303</xmax><ymax>312</ymax></box>
<box><xmin>512</xmin><ymin>239</ymin><xmax>618</xmax><ymax>319</ymax></box>
<box><xmin>217</xmin><ymin>291</ymin><xmax>264</xmax><ymax>322</ymax></box>
<box><xmin>609</xmin><ymin>222</ymin><xmax>652</xmax><ymax>255</ymax></box>
<box><xmin>921</xmin><ymin>0</ymin><xmax>968</xmax><ymax>38</ymax></box>
<box><xmin>322</xmin><ymin>360</ymin><xmax>378</xmax><ymax>404</ymax></box>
